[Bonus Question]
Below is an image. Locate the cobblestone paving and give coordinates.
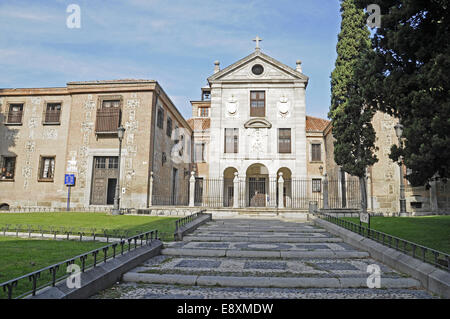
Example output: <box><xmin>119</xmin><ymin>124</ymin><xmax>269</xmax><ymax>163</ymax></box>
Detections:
<box><xmin>92</xmin><ymin>218</ymin><xmax>436</xmax><ymax>299</ymax></box>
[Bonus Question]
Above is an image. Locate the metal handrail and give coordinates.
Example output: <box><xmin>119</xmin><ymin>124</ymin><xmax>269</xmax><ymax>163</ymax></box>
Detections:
<box><xmin>0</xmin><ymin>229</ymin><xmax>158</xmax><ymax>299</ymax></box>
<box><xmin>174</xmin><ymin>210</ymin><xmax>206</xmax><ymax>234</ymax></box>
<box><xmin>314</xmin><ymin>211</ymin><xmax>450</xmax><ymax>272</ymax></box>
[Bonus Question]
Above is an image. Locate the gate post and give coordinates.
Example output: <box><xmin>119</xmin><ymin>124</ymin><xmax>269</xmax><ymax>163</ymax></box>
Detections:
<box><xmin>323</xmin><ymin>173</ymin><xmax>329</xmax><ymax>209</ymax></box>
<box><xmin>278</xmin><ymin>172</ymin><xmax>284</xmax><ymax>209</ymax></box>
<box><xmin>233</xmin><ymin>172</ymin><xmax>239</xmax><ymax>208</ymax></box>
<box><xmin>189</xmin><ymin>171</ymin><xmax>195</xmax><ymax>207</ymax></box>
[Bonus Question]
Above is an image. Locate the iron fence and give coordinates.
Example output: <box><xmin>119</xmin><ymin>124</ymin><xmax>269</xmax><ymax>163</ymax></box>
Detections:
<box><xmin>0</xmin><ymin>224</ymin><xmax>152</xmax><ymax>242</ymax></box>
<box><xmin>152</xmin><ymin>175</ymin><xmax>189</xmax><ymax>206</ymax></box>
<box><xmin>193</xmin><ymin>178</ymin><xmax>223</xmax><ymax>207</ymax></box>
<box><xmin>315</xmin><ymin>211</ymin><xmax>450</xmax><ymax>272</ymax></box>
<box><xmin>0</xmin><ymin>229</ymin><xmax>159</xmax><ymax>299</ymax></box>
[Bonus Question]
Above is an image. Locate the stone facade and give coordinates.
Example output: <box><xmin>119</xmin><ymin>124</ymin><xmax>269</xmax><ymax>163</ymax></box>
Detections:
<box><xmin>0</xmin><ymin>80</ymin><xmax>192</xmax><ymax>210</ymax></box>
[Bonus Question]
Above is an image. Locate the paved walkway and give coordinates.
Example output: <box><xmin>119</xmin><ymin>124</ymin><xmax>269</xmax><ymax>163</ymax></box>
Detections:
<box><xmin>93</xmin><ymin>218</ymin><xmax>434</xmax><ymax>299</ymax></box>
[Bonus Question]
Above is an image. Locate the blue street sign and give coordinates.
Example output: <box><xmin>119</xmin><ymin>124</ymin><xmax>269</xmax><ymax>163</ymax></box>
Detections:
<box><xmin>65</xmin><ymin>174</ymin><xmax>75</xmax><ymax>186</ymax></box>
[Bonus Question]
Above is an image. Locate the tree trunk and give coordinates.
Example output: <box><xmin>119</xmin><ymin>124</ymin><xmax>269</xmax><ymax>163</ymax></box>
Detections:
<box><xmin>359</xmin><ymin>175</ymin><xmax>367</xmax><ymax>214</ymax></box>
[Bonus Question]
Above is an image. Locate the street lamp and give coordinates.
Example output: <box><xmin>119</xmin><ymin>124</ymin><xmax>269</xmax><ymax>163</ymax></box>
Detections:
<box><xmin>112</xmin><ymin>125</ymin><xmax>125</xmax><ymax>215</ymax></box>
<box><xmin>394</xmin><ymin>123</ymin><xmax>408</xmax><ymax>217</ymax></box>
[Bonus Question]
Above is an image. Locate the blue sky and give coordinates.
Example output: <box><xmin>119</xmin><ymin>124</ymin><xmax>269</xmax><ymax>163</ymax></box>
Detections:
<box><xmin>0</xmin><ymin>0</ymin><xmax>342</xmax><ymax>119</ymax></box>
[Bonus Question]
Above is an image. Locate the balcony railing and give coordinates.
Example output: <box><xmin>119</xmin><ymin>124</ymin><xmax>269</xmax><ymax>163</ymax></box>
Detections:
<box><xmin>43</xmin><ymin>110</ymin><xmax>61</xmax><ymax>124</ymax></box>
<box><xmin>6</xmin><ymin>112</ymin><xmax>23</xmax><ymax>124</ymax></box>
<box><xmin>95</xmin><ymin>107</ymin><xmax>121</xmax><ymax>134</ymax></box>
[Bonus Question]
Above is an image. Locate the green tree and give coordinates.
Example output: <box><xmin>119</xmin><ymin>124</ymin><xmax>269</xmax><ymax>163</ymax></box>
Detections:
<box><xmin>355</xmin><ymin>0</ymin><xmax>450</xmax><ymax>186</ymax></box>
<box><xmin>330</xmin><ymin>0</ymin><xmax>378</xmax><ymax>214</ymax></box>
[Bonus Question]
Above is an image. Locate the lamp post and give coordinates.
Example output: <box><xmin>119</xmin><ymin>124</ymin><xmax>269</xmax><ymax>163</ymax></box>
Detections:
<box><xmin>394</xmin><ymin>123</ymin><xmax>408</xmax><ymax>217</ymax></box>
<box><xmin>112</xmin><ymin>125</ymin><xmax>125</xmax><ymax>215</ymax></box>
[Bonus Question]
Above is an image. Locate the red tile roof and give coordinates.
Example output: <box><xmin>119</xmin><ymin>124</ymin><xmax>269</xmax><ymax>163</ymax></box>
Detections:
<box><xmin>306</xmin><ymin>116</ymin><xmax>330</xmax><ymax>132</ymax></box>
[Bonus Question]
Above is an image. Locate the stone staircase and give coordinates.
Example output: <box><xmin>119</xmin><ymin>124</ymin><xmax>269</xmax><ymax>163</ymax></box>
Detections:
<box><xmin>93</xmin><ymin>218</ymin><xmax>435</xmax><ymax>299</ymax></box>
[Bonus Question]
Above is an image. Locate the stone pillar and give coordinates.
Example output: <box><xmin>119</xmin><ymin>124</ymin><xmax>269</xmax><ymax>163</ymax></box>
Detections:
<box><xmin>233</xmin><ymin>172</ymin><xmax>239</xmax><ymax>208</ymax></box>
<box><xmin>149</xmin><ymin>171</ymin><xmax>154</xmax><ymax>207</ymax></box>
<box><xmin>189</xmin><ymin>171</ymin><xmax>195</xmax><ymax>207</ymax></box>
<box><xmin>323</xmin><ymin>173</ymin><xmax>329</xmax><ymax>209</ymax></box>
<box><xmin>219</xmin><ymin>177</ymin><xmax>224</xmax><ymax>207</ymax></box>
<box><xmin>269</xmin><ymin>175</ymin><xmax>277</xmax><ymax>208</ymax></box>
<box><xmin>278</xmin><ymin>172</ymin><xmax>284</xmax><ymax>209</ymax></box>
<box><xmin>430</xmin><ymin>179</ymin><xmax>438</xmax><ymax>212</ymax></box>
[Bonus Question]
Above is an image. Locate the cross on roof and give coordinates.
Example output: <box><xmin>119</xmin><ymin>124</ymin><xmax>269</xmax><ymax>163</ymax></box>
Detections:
<box><xmin>253</xmin><ymin>36</ymin><xmax>262</xmax><ymax>50</ymax></box>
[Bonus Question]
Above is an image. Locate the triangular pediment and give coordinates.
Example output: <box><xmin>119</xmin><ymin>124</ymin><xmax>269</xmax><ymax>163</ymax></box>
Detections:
<box><xmin>244</xmin><ymin>118</ymin><xmax>272</xmax><ymax>129</ymax></box>
<box><xmin>208</xmin><ymin>50</ymin><xmax>308</xmax><ymax>84</ymax></box>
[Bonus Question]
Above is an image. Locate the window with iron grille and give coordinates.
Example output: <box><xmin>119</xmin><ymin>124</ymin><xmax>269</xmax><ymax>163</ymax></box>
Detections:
<box><xmin>38</xmin><ymin>156</ymin><xmax>55</xmax><ymax>181</ymax></box>
<box><xmin>166</xmin><ymin>117</ymin><xmax>172</xmax><ymax>137</ymax></box>
<box><xmin>250</xmin><ymin>91</ymin><xmax>265</xmax><ymax>117</ymax></box>
<box><xmin>198</xmin><ymin>107</ymin><xmax>209</xmax><ymax>117</ymax></box>
<box><xmin>312</xmin><ymin>178</ymin><xmax>322</xmax><ymax>192</ymax></box>
<box><xmin>108</xmin><ymin>157</ymin><xmax>118</xmax><ymax>169</ymax></box>
<box><xmin>1</xmin><ymin>156</ymin><xmax>16</xmax><ymax>180</ymax></box>
<box><xmin>95</xmin><ymin>157</ymin><xmax>106</xmax><ymax>169</ymax></box>
<box><xmin>278</xmin><ymin>128</ymin><xmax>291</xmax><ymax>153</ymax></box>
<box><xmin>7</xmin><ymin>103</ymin><xmax>23</xmax><ymax>124</ymax></box>
<box><xmin>157</xmin><ymin>107</ymin><xmax>164</xmax><ymax>129</ymax></box>
<box><xmin>224</xmin><ymin>128</ymin><xmax>239</xmax><ymax>153</ymax></box>
<box><xmin>311</xmin><ymin>143</ymin><xmax>322</xmax><ymax>162</ymax></box>
<box><xmin>44</xmin><ymin>103</ymin><xmax>61</xmax><ymax>124</ymax></box>
<box><xmin>95</xmin><ymin>98</ymin><xmax>121</xmax><ymax>134</ymax></box>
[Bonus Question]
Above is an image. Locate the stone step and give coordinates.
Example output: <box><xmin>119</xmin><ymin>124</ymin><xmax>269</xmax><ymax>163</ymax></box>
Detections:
<box><xmin>122</xmin><ymin>272</ymin><xmax>421</xmax><ymax>289</ymax></box>
<box><xmin>95</xmin><ymin>283</ymin><xmax>434</xmax><ymax>299</ymax></box>
<box><xmin>197</xmin><ymin>226</ymin><xmax>327</xmax><ymax>233</ymax></box>
<box><xmin>132</xmin><ymin>256</ymin><xmax>407</xmax><ymax>279</ymax></box>
<box><xmin>183</xmin><ymin>235</ymin><xmax>343</xmax><ymax>243</ymax></box>
<box><xmin>161</xmin><ymin>248</ymin><xmax>369</xmax><ymax>259</ymax></box>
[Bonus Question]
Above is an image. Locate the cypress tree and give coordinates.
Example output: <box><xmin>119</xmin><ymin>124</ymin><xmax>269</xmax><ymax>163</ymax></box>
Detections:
<box><xmin>329</xmin><ymin>0</ymin><xmax>378</xmax><ymax>214</ymax></box>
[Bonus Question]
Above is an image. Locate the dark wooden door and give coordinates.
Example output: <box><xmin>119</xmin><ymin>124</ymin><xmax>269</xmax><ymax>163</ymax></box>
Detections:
<box><xmin>90</xmin><ymin>156</ymin><xmax>119</xmax><ymax>205</ymax></box>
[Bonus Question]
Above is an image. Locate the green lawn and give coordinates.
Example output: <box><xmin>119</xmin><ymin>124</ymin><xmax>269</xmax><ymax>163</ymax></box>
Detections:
<box><xmin>0</xmin><ymin>212</ymin><xmax>177</xmax><ymax>240</ymax></box>
<box><xmin>0</xmin><ymin>213</ymin><xmax>179</xmax><ymax>298</ymax></box>
<box><xmin>342</xmin><ymin>215</ymin><xmax>450</xmax><ymax>254</ymax></box>
<box><xmin>0</xmin><ymin>236</ymin><xmax>108</xmax><ymax>298</ymax></box>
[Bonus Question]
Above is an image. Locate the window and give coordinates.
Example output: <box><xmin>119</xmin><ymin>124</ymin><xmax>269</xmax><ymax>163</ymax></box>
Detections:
<box><xmin>195</xmin><ymin>143</ymin><xmax>205</xmax><ymax>162</ymax></box>
<box><xmin>278</xmin><ymin>128</ymin><xmax>291</xmax><ymax>153</ymax></box>
<box><xmin>166</xmin><ymin>117</ymin><xmax>172</xmax><ymax>137</ymax></box>
<box><xmin>202</xmin><ymin>90</ymin><xmax>211</xmax><ymax>101</ymax></box>
<box><xmin>157</xmin><ymin>108</ymin><xmax>164</xmax><ymax>129</ymax></box>
<box><xmin>102</xmin><ymin>100</ymin><xmax>121</xmax><ymax>108</ymax></box>
<box><xmin>1</xmin><ymin>156</ymin><xmax>16</xmax><ymax>180</ymax></box>
<box><xmin>7</xmin><ymin>103</ymin><xmax>23</xmax><ymax>124</ymax></box>
<box><xmin>44</xmin><ymin>103</ymin><xmax>61</xmax><ymax>124</ymax></box>
<box><xmin>224</xmin><ymin>128</ymin><xmax>239</xmax><ymax>153</ymax></box>
<box><xmin>311</xmin><ymin>143</ymin><xmax>322</xmax><ymax>162</ymax></box>
<box><xmin>95</xmin><ymin>157</ymin><xmax>106</xmax><ymax>169</ymax></box>
<box><xmin>95</xmin><ymin>97</ymin><xmax>121</xmax><ymax>134</ymax></box>
<box><xmin>38</xmin><ymin>156</ymin><xmax>55</xmax><ymax>181</ymax></box>
<box><xmin>108</xmin><ymin>157</ymin><xmax>118</xmax><ymax>169</ymax></box>
<box><xmin>198</xmin><ymin>107</ymin><xmax>209</xmax><ymax>117</ymax></box>
<box><xmin>250</xmin><ymin>91</ymin><xmax>265</xmax><ymax>117</ymax></box>
<box><xmin>252</xmin><ymin>64</ymin><xmax>264</xmax><ymax>75</ymax></box>
<box><xmin>312</xmin><ymin>179</ymin><xmax>322</xmax><ymax>192</ymax></box>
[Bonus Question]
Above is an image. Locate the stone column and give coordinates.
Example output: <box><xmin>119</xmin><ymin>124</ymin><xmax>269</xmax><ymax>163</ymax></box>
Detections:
<box><xmin>189</xmin><ymin>171</ymin><xmax>195</xmax><ymax>207</ymax></box>
<box><xmin>269</xmin><ymin>174</ymin><xmax>277</xmax><ymax>208</ymax></box>
<box><xmin>323</xmin><ymin>173</ymin><xmax>329</xmax><ymax>209</ymax></box>
<box><xmin>149</xmin><ymin>171</ymin><xmax>154</xmax><ymax>207</ymax></box>
<box><xmin>233</xmin><ymin>172</ymin><xmax>239</xmax><ymax>208</ymax></box>
<box><xmin>278</xmin><ymin>172</ymin><xmax>284</xmax><ymax>209</ymax></box>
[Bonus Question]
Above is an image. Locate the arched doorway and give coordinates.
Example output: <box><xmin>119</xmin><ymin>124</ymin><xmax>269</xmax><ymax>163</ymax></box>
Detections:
<box><xmin>246</xmin><ymin>164</ymin><xmax>269</xmax><ymax>207</ymax></box>
<box><xmin>223</xmin><ymin>167</ymin><xmax>238</xmax><ymax>207</ymax></box>
<box><xmin>277</xmin><ymin>167</ymin><xmax>292</xmax><ymax>208</ymax></box>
